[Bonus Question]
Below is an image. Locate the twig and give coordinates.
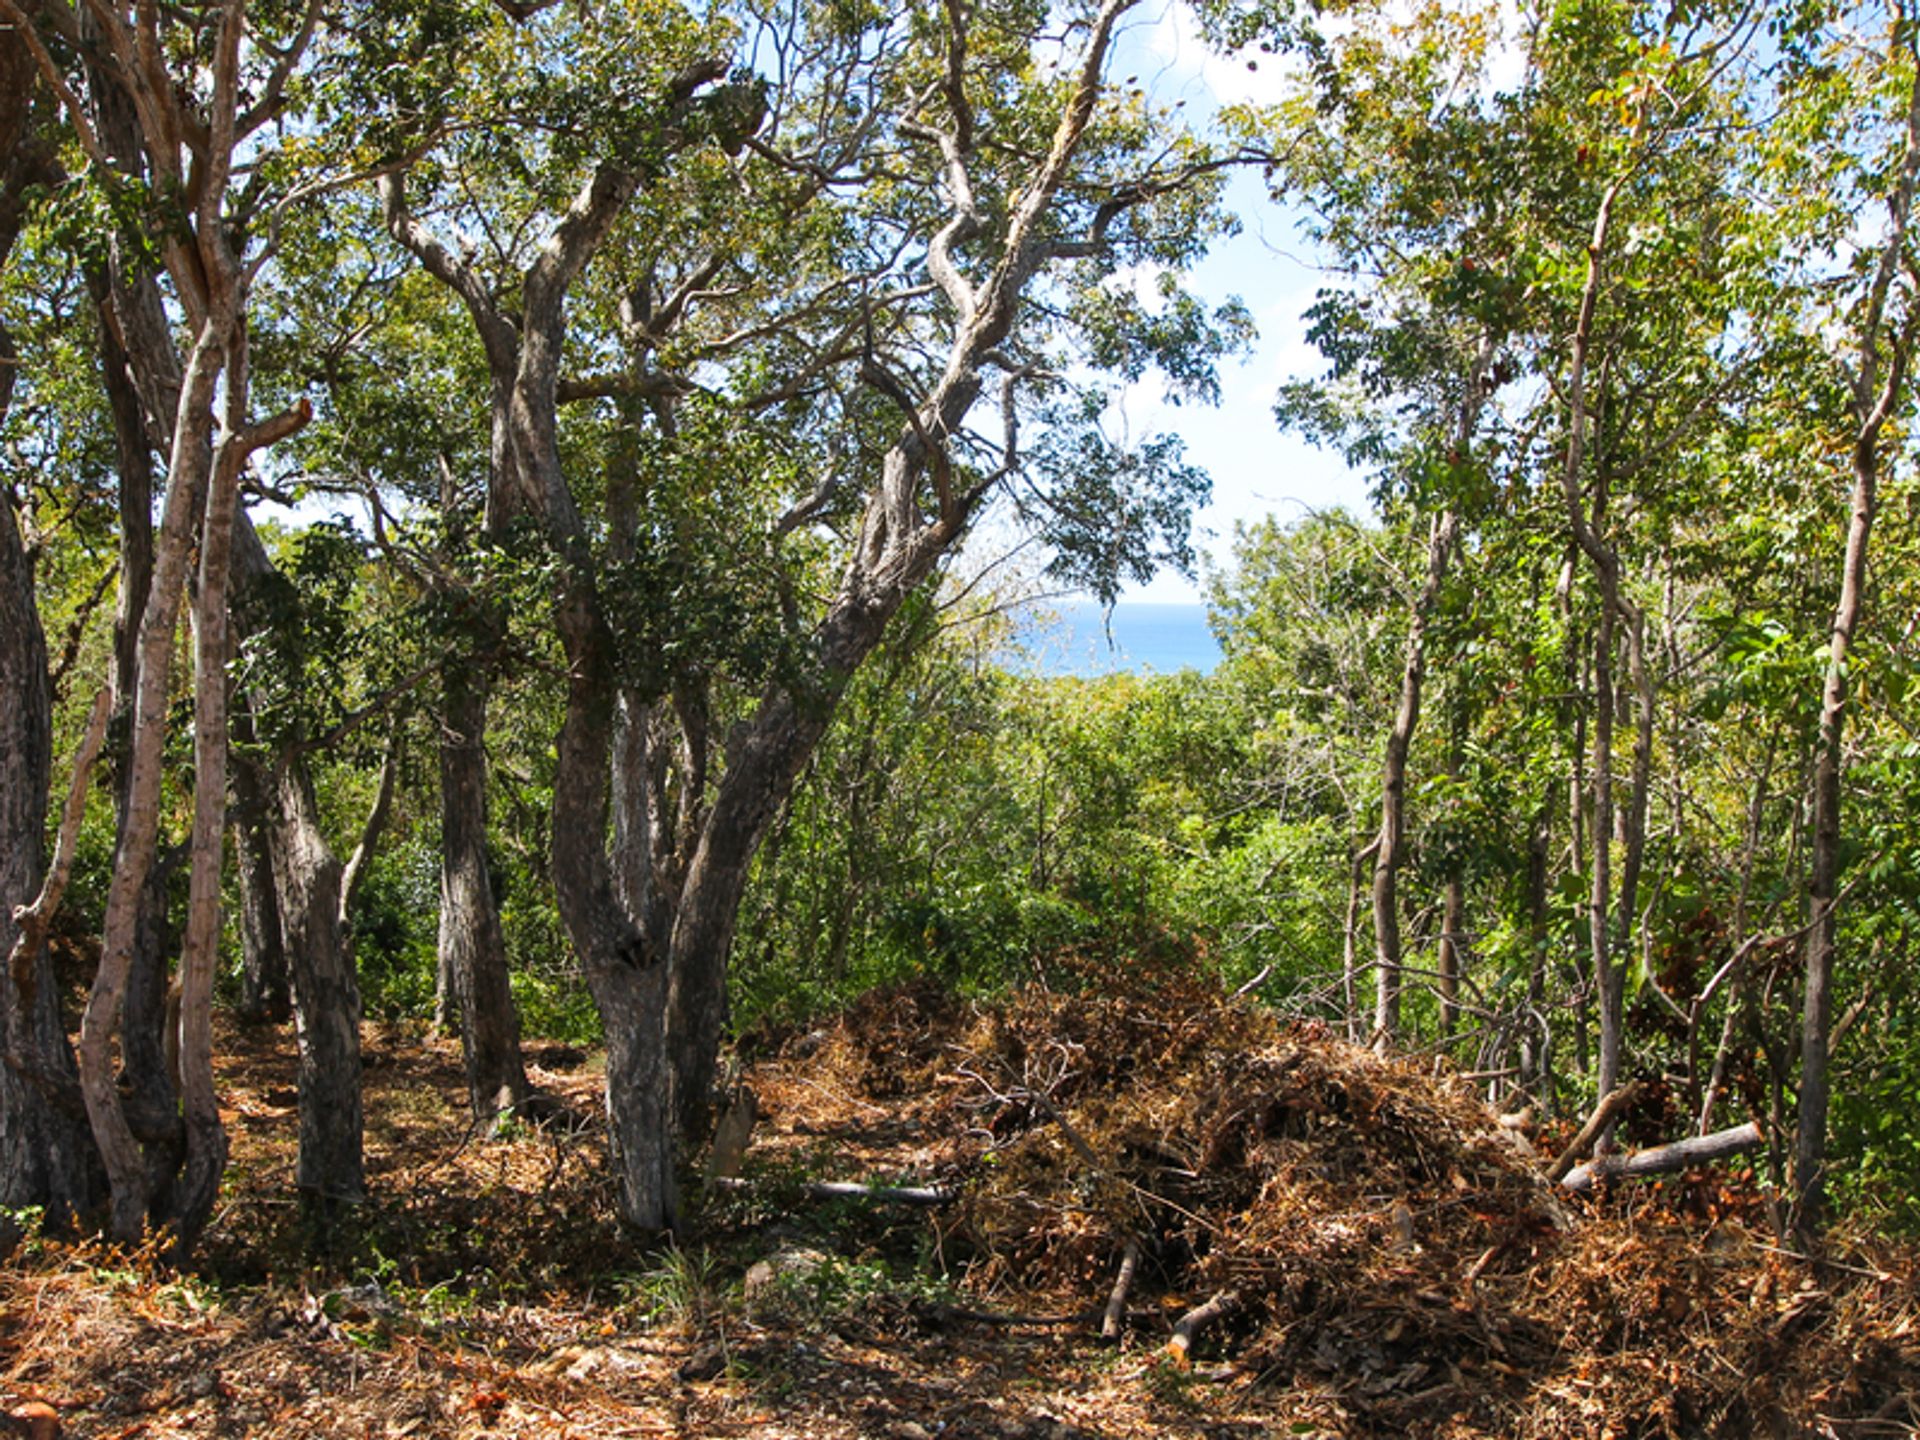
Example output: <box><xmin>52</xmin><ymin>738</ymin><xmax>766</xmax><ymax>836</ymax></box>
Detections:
<box><xmin>1231</xmin><ymin>964</ymin><xmax>1275</xmax><ymax>1000</ymax></box>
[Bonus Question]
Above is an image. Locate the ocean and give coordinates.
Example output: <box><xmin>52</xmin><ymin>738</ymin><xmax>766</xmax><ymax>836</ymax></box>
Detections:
<box><xmin>1008</xmin><ymin>601</ymin><xmax>1222</xmax><ymax>677</ymax></box>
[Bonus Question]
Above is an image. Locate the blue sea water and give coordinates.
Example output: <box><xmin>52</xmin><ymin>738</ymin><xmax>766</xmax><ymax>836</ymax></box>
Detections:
<box><xmin>1011</xmin><ymin>601</ymin><xmax>1222</xmax><ymax>677</ymax></box>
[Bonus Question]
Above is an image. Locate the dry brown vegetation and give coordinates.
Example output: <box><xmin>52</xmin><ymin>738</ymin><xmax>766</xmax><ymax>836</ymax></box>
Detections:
<box><xmin>3</xmin><ymin>974</ymin><xmax>1916</xmax><ymax>1438</ymax></box>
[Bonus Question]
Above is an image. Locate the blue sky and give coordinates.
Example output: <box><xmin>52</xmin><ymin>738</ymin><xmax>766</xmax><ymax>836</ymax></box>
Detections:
<box><xmin>1094</xmin><ymin>1</ymin><xmax>1377</xmax><ymax>603</ymax></box>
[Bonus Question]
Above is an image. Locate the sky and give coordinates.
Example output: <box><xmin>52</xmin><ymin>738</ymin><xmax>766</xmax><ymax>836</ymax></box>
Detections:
<box><xmin>1088</xmin><ymin>1</ymin><xmax>1378</xmax><ymax>604</ymax></box>
<box><xmin>1083</xmin><ymin>0</ymin><xmax>1534</xmax><ymax>603</ymax></box>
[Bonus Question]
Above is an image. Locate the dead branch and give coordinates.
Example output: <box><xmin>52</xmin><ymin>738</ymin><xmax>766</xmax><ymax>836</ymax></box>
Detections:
<box><xmin>1562</xmin><ymin>1122</ymin><xmax>1764</xmax><ymax>1192</ymax></box>
<box><xmin>1165</xmin><ymin>1290</ymin><xmax>1241</xmax><ymax>1367</ymax></box>
<box><xmin>1547</xmin><ymin>1082</ymin><xmax>1646</xmax><ymax>1182</ymax></box>
<box><xmin>1102</xmin><ymin>1237</ymin><xmax>1142</xmax><ymax>1341</ymax></box>
<box><xmin>710</xmin><ymin>1176</ymin><xmax>953</xmax><ymax>1207</ymax></box>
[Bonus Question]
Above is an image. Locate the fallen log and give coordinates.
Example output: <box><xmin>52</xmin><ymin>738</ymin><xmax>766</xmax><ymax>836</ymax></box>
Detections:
<box><xmin>1546</xmin><ymin>1082</ymin><xmax>1646</xmax><ymax>1182</ymax></box>
<box><xmin>711</xmin><ymin>1176</ymin><xmax>954</xmax><ymax>1206</ymax></box>
<box><xmin>1165</xmin><ymin>1290</ymin><xmax>1241</xmax><ymax>1368</ymax></box>
<box><xmin>1562</xmin><ymin>1122</ymin><xmax>1763</xmax><ymax>1193</ymax></box>
<box><xmin>1102</xmin><ymin>1238</ymin><xmax>1143</xmax><ymax>1340</ymax></box>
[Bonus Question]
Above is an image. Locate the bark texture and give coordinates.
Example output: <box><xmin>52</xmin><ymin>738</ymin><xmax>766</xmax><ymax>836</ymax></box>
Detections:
<box><xmin>232</xmin><ymin>759</ymin><xmax>292</xmax><ymax>1024</ymax></box>
<box><xmin>0</xmin><ymin>495</ymin><xmax>102</xmax><ymax>1235</ymax></box>
<box><xmin>438</xmin><ymin>665</ymin><xmax>528</xmax><ymax>1131</ymax></box>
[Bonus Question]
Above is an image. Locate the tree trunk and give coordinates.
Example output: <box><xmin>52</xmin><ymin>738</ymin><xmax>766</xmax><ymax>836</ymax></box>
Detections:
<box><xmin>1438</xmin><ymin>876</ymin><xmax>1466</xmax><ymax>1043</ymax></box>
<box><xmin>667</xmin><ymin>688</ymin><xmax>835</xmax><ymax>1143</ymax></box>
<box><xmin>93</xmin><ymin>252</ymin><xmax>182</xmax><ymax>1147</ymax></box>
<box><xmin>589</xmin><ymin>958</ymin><xmax>677</xmax><ymax>1230</ymax></box>
<box><xmin>1523</xmin><ymin>785</ymin><xmax>1555</xmax><ymax>1106</ymax></box>
<box><xmin>172</xmin><ymin>355</ymin><xmax>252</xmax><ymax>1250</ymax></box>
<box><xmin>438</xmin><ymin>663</ymin><xmax>529</xmax><ymax>1131</ymax></box>
<box><xmin>0</xmin><ymin>490</ymin><xmax>102</xmax><ymax>1237</ymax></box>
<box><xmin>1588</xmin><ymin>599</ymin><xmax>1621</xmax><ymax>1106</ymax></box>
<box><xmin>1373</xmin><ymin>509</ymin><xmax>1458</xmax><ymax>1052</ymax></box>
<box><xmin>1796</xmin><ymin>444</ymin><xmax>1879</xmax><ymax>1231</ymax></box>
<box><xmin>1795</xmin><ymin>42</ymin><xmax>1920</xmax><ymax>1234</ymax></box>
<box><xmin>226</xmin><ymin>517</ymin><xmax>363</xmax><ymax>1216</ymax></box>
<box><xmin>1613</xmin><ymin>593</ymin><xmax>1655</xmax><ymax>1005</ymax></box>
<box><xmin>232</xmin><ymin>759</ymin><xmax>291</xmax><ymax>1024</ymax></box>
<box><xmin>1342</xmin><ymin>837</ymin><xmax>1379</xmax><ymax>1044</ymax></box>
<box><xmin>116</xmin><ymin>857</ymin><xmax>180</xmax><ymax>1152</ymax></box>
<box><xmin>1437</xmin><ymin>704</ymin><xmax>1467</xmax><ymax>1043</ymax></box>
<box><xmin>81</xmin><ymin>321</ymin><xmax>227</xmax><ymax>1242</ymax></box>
<box><xmin>258</xmin><ymin>754</ymin><xmax>365</xmax><ymax>1212</ymax></box>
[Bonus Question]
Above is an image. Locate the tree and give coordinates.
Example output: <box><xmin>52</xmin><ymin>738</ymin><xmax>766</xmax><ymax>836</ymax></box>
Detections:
<box><xmin>1779</xmin><ymin>6</ymin><xmax>1920</xmax><ymax>1231</ymax></box>
<box><xmin>5</xmin><ymin>0</ymin><xmax>322</xmax><ymax>1245</ymax></box>
<box><xmin>377</xmin><ymin>0</ymin><xmax>1237</xmax><ymax>1227</ymax></box>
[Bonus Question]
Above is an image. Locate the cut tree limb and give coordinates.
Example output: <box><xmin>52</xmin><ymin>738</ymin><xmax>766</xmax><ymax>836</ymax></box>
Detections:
<box><xmin>1547</xmin><ymin>1082</ymin><xmax>1645</xmax><ymax>1182</ymax></box>
<box><xmin>1562</xmin><ymin>1122</ymin><xmax>1763</xmax><ymax>1193</ymax></box>
<box><xmin>1102</xmin><ymin>1238</ymin><xmax>1142</xmax><ymax>1340</ymax></box>
<box><xmin>1165</xmin><ymin>1290</ymin><xmax>1240</xmax><ymax>1368</ymax></box>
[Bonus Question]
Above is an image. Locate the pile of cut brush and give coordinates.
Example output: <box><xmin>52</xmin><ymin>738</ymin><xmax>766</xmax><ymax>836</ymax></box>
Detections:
<box><xmin>757</xmin><ymin>974</ymin><xmax>1920</xmax><ymax>1438</ymax></box>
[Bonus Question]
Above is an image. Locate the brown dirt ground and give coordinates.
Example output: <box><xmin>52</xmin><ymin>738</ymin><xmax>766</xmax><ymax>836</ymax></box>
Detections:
<box><xmin>2</xmin><ymin>976</ymin><xmax>1916</xmax><ymax>1440</ymax></box>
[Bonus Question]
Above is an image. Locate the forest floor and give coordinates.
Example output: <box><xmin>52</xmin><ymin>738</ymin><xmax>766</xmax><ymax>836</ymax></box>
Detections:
<box><xmin>3</xmin><ymin>970</ymin><xmax>1917</xmax><ymax>1439</ymax></box>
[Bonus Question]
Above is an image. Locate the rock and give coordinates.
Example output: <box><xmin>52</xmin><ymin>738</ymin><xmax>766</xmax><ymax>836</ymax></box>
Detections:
<box><xmin>676</xmin><ymin>1343</ymin><xmax>727</xmax><ymax>1383</ymax></box>
<box><xmin>328</xmin><ymin>1281</ymin><xmax>399</xmax><ymax>1323</ymax></box>
<box><xmin>889</xmin><ymin>1423</ymin><xmax>933</xmax><ymax>1440</ymax></box>
<box><xmin>743</xmin><ymin>1247</ymin><xmax>829</xmax><ymax>1306</ymax></box>
<box><xmin>183</xmin><ymin>1371</ymin><xmax>219</xmax><ymax>1401</ymax></box>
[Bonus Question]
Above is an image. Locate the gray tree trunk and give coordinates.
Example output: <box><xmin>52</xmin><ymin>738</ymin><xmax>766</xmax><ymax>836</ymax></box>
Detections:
<box><xmin>1372</xmin><ymin>509</ymin><xmax>1457</xmax><ymax>1051</ymax></box>
<box><xmin>232</xmin><ymin>758</ymin><xmax>291</xmax><ymax>1024</ymax></box>
<box><xmin>0</xmin><ymin>486</ymin><xmax>103</xmax><ymax>1239</ymax></box>
<box><xmin>95</xmin><ymin>238</ymin><xmax>181</xmax><ymax>1167</ymax></box>
<box><xmin>438</xmin><ymin>665</ymin><xmax>528</xmax><ymax>1131</ymax></box>
<box><xmin>257</xmin><ymin>753</ymin><xmax>365</xmax><ymax>1211</ymax></box>
<box><xmin>0</xmin><ymin>63</ymin><xmax>122</xmax><ymax>1233</ymax></box>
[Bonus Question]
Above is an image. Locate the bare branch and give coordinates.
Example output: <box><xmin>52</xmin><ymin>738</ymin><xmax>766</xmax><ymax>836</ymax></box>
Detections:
<box><xmin>339</xmin><ymin>728</ymin><xmax>401</xmax><ymax>927</ymax></box>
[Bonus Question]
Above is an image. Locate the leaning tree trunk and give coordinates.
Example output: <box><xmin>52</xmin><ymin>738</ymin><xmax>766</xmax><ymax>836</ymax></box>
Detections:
<box><xmin>666</xmin><ymin>687</ymin><xmax>838</xmax><ymax>1143</ymax></box>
